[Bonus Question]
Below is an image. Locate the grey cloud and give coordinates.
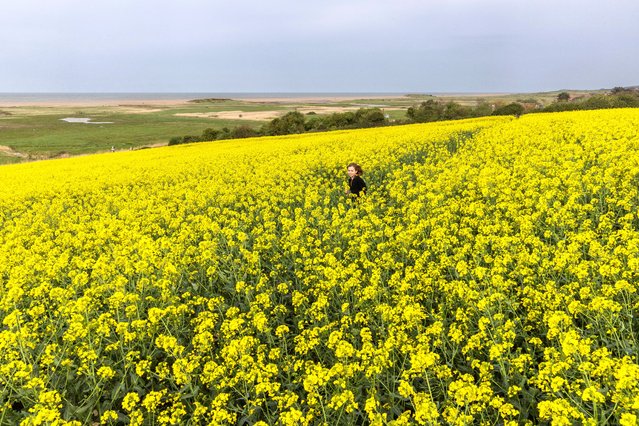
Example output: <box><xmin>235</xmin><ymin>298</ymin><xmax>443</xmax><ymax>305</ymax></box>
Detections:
<box><xmin>1</xmin><ymin>0</ymin><xmax>638</xmax><ymax>92</ymax></box>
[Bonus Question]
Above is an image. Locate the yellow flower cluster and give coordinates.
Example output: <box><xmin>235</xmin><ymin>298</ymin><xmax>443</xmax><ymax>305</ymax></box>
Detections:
<box><xmin>1</xmin><ymin>109</ymin><xmax>639</xmax><ymax>424</ymax></box>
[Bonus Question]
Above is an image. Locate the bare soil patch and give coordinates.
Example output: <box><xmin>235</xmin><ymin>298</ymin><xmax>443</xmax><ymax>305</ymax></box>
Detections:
<box><xmin>297</xmin><ymin>106</ymin><xmax>403</xmax><ymax>114</ymax></box>
<box><xmin>174</xmin><ymin>111</ymin><xmax>283</xmax><ymax>121</ymax></box>
<box><xmin>118</xmin><ymin>106</ymin><xmax>165</xmax><ymax>114</ymax></box>
<box><xmin>0</xmin><ymin>145</ymin><xmax>28</xmax><ymax>158</ymax></box>
<box><xmin>175</xmin><ymin>106</ymin><xmax>404</xmax><ymax>121</ymax></box>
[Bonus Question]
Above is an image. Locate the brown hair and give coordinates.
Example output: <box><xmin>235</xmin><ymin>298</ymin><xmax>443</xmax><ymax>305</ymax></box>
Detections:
<box><xmin>347</xmin><ymin>162</ymin><xmax>363</xmax><ymax>176</ymax></box>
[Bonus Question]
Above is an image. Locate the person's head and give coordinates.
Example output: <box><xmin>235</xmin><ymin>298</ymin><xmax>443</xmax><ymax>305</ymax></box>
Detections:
<box><xmin>347</xmin><ymin>163</ymin><xmax>363</xmax><ymax>177</ymax></box>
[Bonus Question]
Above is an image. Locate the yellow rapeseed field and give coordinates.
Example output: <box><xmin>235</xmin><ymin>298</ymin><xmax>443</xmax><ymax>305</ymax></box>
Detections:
<box><xmin>1</xmin><ymin>110</ymin><xmax>639</xmax><ymax>425</ymax></box>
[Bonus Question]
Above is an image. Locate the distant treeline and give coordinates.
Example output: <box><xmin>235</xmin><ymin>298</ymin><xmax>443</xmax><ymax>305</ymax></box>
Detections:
<box><xmin>169</xmin><ymin>108</ymin><xmax>389</xmax><ymax>145</ymax></box>
<box><xmin>168</xmin><ymin>87</ymin><xmax>639</xmax><ymax>145</ymax></box>
<box><xmin>535</xmin><ymin>87</ymin><xmax>639</xmax><ymax>113</ymax></box>
<box><xmin>406</xmin><ymin>100</ymin><xmax>525</xmax><ymax>122</ymax></box>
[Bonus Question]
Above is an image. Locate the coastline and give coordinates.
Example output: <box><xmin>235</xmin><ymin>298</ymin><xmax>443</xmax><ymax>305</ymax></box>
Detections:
<box><xmin>236</xmin><ymin>94</ymin><xmax>412</xmax><ymax>103</ymax></box>
<box><xmin>0</xmin><ymin>92</ymin><xmax>413</xmax><ymax>107</ymax></box>
<box><xmin>0</xmin><ymin>98</ymin><xmax>193</xmax><ymax>107</ymax></box>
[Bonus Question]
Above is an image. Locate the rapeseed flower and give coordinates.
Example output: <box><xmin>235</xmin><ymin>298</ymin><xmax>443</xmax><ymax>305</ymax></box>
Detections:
<box><xmin>1</xmin><ymin>110</ymin><xmax>639</xmax><ymax>423</ymax></box>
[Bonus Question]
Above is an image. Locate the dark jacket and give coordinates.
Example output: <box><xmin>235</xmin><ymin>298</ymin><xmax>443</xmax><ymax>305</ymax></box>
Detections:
<box><xmin>348</xmin><ymin>175</ymin><xmax>367</xmax><ymax>197</ymax></box>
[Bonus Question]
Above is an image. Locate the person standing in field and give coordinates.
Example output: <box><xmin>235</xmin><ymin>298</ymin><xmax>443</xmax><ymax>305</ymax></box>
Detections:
<box><xmin>346</xmin><ymin>162</ymin><xmax>367</xmax><ymax>199</ymax></box>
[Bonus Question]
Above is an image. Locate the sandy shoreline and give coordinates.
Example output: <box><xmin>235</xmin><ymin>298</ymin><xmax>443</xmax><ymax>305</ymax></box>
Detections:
<box><xmin>237</xmin><ymin>94</ymin><xmax>412</xmax><ymax>103</ymax></box>
<box><xmin>0</xmin><ymin>94</ymin><xmax>416</xmax><ymax>108</ymax></box>
<box><xmin>0</xmin><ymin>93</ymin><xmax>517</xmax><ymax>108</ymax></box>
<box><xmin>0</xmin><ymin>98</ymin><xmax>194</xmax><ymax>107</ymax></box>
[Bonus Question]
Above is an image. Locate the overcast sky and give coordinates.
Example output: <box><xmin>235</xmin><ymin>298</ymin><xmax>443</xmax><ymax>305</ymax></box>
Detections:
<box><xmin>1</xmin><ymin>0</ymin><xmax>637</xmax><ymax>93</ymax></box>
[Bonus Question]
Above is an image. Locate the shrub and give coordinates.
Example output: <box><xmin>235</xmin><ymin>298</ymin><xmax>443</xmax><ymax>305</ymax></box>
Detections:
<box><xmin>493</xmin><ymin>103</ymin><xmax>525</xmax><ymax>117</ymax></box>
<box><xmin>557</xmin><ymin>92</ymin><xmax>571</xmax><ymax>102</ymax></box>
<box><xmin>355</xmin><ymin>108</ymin><xmax>387</xmax><ymax>127</ymax></box>
<box><xmin>262</xmin><ymin>111</ymin><xmax>306</xmax><ymax>136</ymax></box>
<box><xmin>231</xmin><ymin>125</ymin><xmax>259</xmax><ymax>139</ymax></box>
<box><xmin>168</xmin><ymin>136</ymin><xmax>184</xmax><ymax>146</ymax></box>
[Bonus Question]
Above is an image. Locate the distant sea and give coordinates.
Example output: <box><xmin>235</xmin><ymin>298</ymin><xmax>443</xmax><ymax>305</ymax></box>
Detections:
<box><xmin>0</xmin><ymin>92</ymin><xmax>411</xmax><ymax>103</ymax></box>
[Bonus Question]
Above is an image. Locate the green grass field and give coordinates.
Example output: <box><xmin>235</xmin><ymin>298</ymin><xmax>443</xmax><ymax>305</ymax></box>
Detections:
<box><xmin>0</xmin><ymin>101</ymin><xmax>273</xmax><ymax>163</ymax></box>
